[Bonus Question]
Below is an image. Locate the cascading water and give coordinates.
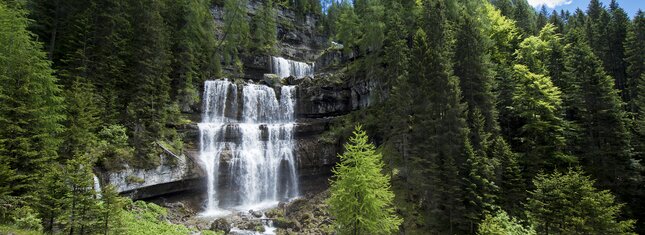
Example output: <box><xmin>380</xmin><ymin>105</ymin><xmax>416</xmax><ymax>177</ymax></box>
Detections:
<box><xmin>271</xmin><ymin>56</ymin><xmax>314</xmax><ymax>79</ymax></box>
<box><xmin>198</xmin><ymin>80</ymin><xmax>299</xmax><ymax>216</ymax></box>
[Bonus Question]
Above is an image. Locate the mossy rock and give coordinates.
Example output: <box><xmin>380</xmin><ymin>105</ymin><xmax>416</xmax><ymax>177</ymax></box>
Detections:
<box><xmin>126</xmin><ymin>175</ymin><xmax>145</xmax><ymax>184</ymax></box>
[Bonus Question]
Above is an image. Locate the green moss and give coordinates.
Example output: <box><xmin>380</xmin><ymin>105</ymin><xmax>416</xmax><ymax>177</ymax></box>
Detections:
<box><xmin>126</xmin><ymin>175</ymin><xmax>145</xmax><ymax>184</ymax></box>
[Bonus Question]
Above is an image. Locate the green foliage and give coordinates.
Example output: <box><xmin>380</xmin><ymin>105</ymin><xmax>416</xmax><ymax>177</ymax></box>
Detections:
<box><xmin>626</xmin><ymin>11</ymin><xmax>645</xmax><ymax>113</ymax></box>
<box><xmin>563</xmin><ymin>33</ymin><xmax>632</xmax><ymax>191</ymax></box>
<box><xmin>0</xmin><ymin>1</ymin><xmax>65</xmax><ymax>196</ymax></box>
<box><xmin>334</xmin><ymin>1</ymin><xmax>358</xmax><ymax>54</ymax></box>
<box><xmin>97</xmin><ymin>125</ymin><xmax>135</xmax><ymax>170</ymax></box>
<box><xmin>127</xmin><ymin>0</ymin><xmax>174</xmax><ymax>168</ymax></box>
<box><xmin>526</xmin><ymin>169</ymin><xmax>635</xmax><ymax>234</ymax></box>
<box><xmin>510</xmin><ymin>64</ymin><xmax>571</xmax><ymax>177</ymax></box>
<box><xmin>121</xmin><ymin>200</ymin><xmax>195</xmax><ymax>235</ymax></box>
<box><xmin>490</xmin><ymin>137</ymin><xmax>524</xmax><ymax>217</ymax></box>
<box><xmin>478</xmin><ymin>210</ymin><xmax>535</xmax><ymax>235</ymax></box>
<box><xmin>98</xmin><ymin>185</ymin><xmax>126</xmax><ymax>235</ymax></box>
<box><xmin>10</xmin><ymin>206</ymin><xmax>42</xmax><ymax>232</ymax></box>
<box><xmin>252</xmin><ymin>0</ymin><xmax>278</xmax><ymax>54</ymax></box>
<box><xmin>327</xmin><ymin>125</ymin><xmax>402</xmax><ymax>235</ymax></box>
<box><xmin>0</xmin><ymin>224</ymin><xmax>41</xmax><ymax>235</ymax></box>
<box><xmin>166</xmin><ymin>0</ymin><xmax>220</xmax><ymax>111</ymax></box>
<box><xmin>221</xmin><ymin>0</ymin><xmax>250</xmax><ymax>72</ymax></box>
<box><xmin>454</xmin><ymin>8</ymin><xmax>498</xmax><ymax>151</ymax></box>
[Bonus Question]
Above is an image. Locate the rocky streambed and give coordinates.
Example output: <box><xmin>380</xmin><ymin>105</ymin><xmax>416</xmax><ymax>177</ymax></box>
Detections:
<box><xmin>155</xmin><ymin>190</ymin><xmax>333</xmax><ymax>235</ymax></box>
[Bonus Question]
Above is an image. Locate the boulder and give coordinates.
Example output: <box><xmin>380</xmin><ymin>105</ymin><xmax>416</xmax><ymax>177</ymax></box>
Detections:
<box><xmin>262</xmin><ymin>74</ymin><xmax>282</xmax><ymax>87</ymax></box>
<box><xmin>210</xmin><ymin>218</ymin><xmax>231</xmax><ymax>234</ymax></box>
<box><xmin>249</xmin><ymin>209</ymin><xmax>263</xmax><ymax>218</ymax></box>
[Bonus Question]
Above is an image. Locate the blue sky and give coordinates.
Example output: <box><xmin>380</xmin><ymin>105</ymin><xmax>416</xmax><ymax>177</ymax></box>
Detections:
<box><xmin>528</xmin><ymin>0</ymin><xmax>644</xmax><ymax>17</ymax></box>
<box><xmin>322</xmin><ymin>0</ymin><xmax>644</xmax><ymax>18</ymax></box>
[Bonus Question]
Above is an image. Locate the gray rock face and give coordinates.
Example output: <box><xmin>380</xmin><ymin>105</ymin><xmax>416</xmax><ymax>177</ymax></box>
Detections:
<box><xmin>98</xmin><ymin>153</ymin><xmax>203</xmax><ymax>199</ymax></box>
<box><xmin>296</xmin><ymin>79</ymin><xmax>372</xmax><ymax>118</ymax></box>
<box><xmin>211</xmin><ymin>0</ymin><xmax>323</xmax><ymax>79</ymax></box>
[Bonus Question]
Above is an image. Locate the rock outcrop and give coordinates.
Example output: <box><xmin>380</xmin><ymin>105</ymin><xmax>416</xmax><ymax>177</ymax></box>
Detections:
<box><xmin>98</xmin><ymin>153</ymin><xmax>203</xmax><ymax>199</ymax></box>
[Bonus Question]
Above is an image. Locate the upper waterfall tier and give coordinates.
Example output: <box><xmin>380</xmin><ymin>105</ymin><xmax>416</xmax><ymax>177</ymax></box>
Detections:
<box><xmin>271</xmin><ymin>56</ymin><xmax>314</xmax><ymax>79</ymax></box>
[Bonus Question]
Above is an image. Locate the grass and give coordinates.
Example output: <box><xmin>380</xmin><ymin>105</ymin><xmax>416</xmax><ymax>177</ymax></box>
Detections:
<box><xmin>0</xmin><ymin>224</ymin><xmax>41</xmax><ymax>235</ymax></box>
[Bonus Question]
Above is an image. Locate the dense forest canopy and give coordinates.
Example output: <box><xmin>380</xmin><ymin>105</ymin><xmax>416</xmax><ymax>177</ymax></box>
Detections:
<box><xmin>0</xmin><ymin>0</ymin><xmax>643</xmax><ymax>234</ymax></box>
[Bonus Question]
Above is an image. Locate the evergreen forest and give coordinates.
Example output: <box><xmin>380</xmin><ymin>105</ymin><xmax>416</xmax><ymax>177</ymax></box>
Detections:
<box><xmin>0</xmin><ymin>0</ymin><xmax>643</xmax><ymax>234</ymax></box>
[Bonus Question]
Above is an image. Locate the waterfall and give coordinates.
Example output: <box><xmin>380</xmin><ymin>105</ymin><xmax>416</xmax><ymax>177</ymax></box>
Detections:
<box><xmin>198</xmin><ymin>80</ymin><xmax>299</xmax><ymax>216</ymax></box>
<box><xmin>93</xmin><ymin>174</ymin><xmax>102</xmax><ymax>198</ymax></box>
<box><xmin>271</xmin><ymin>56</ymin><xmax>314</xmax><ymax>79</ymax></box>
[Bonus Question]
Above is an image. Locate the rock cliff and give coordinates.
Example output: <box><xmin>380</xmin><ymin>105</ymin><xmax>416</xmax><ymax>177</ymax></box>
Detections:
<box><xmin>98</xmin><ymin>0</ymin><xmax>371</xmax><ymax>200</ymax></box>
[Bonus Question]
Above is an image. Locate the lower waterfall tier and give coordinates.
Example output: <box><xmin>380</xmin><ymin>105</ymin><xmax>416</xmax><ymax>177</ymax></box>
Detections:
<box><xmin>198</xmin><ymin>80</ymin><xmax>299</xmax><ymax>215</ymax></box>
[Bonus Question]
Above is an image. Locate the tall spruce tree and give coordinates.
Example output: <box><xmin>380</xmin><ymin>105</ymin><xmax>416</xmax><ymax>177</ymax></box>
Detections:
<box><xmin>127</xmin><ymin>0</ymin><xmax>173</xmax><ymax>166</ymax></box>
<box><xmin>454</xmin><ymin>10</ymin><xmax>498</xmax><ymax>151</ymax></box>
<box><xmin>490</xmin><ymin>137</ymin><xmax>524</xmax><ymax>217</ymax></box>
<box><xmin>626</xmin><ymin>11</ymin><xmax>645</xmax><ymax>114</ymax></box>
<box><xmin>563</xmin><ymin>32</ymin><xmax>632</xmax><ymax>194</ymax></box>
<box><xmin>526</xmin><ymin>169</ymin><xmax>635</xmax><ymax>234</ymax></box>
<box><xmin>221</xmin><ymin>0</ymin><xmax>249</xmax><ymax>72</ymax></box>
<box><xmin>327</xmin><ymin>125</ymin><xmax>402</xmax><ymax>235</ymax></box>
<box><xmin>252</xmin><ymin>0</ymin><xmax>278</xmax><ymax>54</ymax></box>
<box><xmin>605</xmin><ymin>0</ymin><xmax>630</xmax><ymax>101</ymax></box>
<box><xmin>167</xmin><ymin>0</ymin><xmax>219</xmax><ymax>112</ymax></box>
<box><xmin>0</xmin><ymin>2</ymin><xmax>65</xmax><ymax>196</ymax></box>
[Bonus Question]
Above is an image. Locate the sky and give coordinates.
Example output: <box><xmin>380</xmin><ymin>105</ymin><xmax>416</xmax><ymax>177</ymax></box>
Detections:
<box><xmin>322</xmin><ymin>0</ymin><xmax>644</xmax><ymax>18</ymax></box>
<box><xmin>528</xmin><ymin>0</ymin><xmax>644</xmax><ymax>17</ymax></box>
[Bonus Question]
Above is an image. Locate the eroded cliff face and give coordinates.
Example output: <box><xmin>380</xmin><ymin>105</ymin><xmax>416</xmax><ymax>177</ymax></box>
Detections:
<box><xmin>98</xmin><ymin>1</ymin><xmax>371</xmax><ymax>200</ymax></box>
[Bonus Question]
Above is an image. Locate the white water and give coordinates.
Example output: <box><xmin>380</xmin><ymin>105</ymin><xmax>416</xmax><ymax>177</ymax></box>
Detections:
<box><xmin>93</xmin><ymin>174</ymin><xmax>102</xmax><ymax>198</ymax></box>
<box><xmin>198</xmin><ymin>80</ymin><xmax>299</xmax><ymax>216</ymax></box>
<box><xmin>270</xmin><ymin>56</ymin><xmax>314</xmax><ymax>79</ymax></box>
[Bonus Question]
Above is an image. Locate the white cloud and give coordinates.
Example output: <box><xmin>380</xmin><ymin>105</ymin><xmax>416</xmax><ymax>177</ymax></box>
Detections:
<box><xmin>527</xmin><ymin>0</ymin><xmax>573</xmax><ymax>8</ymax></box>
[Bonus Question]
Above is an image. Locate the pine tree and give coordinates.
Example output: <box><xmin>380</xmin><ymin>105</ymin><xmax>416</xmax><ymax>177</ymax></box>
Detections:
<box><xmin>536</xmin><ymin>6</ymin><xmax>548</xmax><ymax>31</ymax></box>
<box><xmin>99</xmin><ymin>184</ymin><xmax>125</xmax><ymax>235</ymax></box>
<box><xmin>381</xmin><ymin>0</ymin><xmax>411</xmax><ymax>179</ymax></box>
<box><xmin>335</xmin><ymin>0</ymin><xmax>358</xmax><ymax>55</ymax></box>
<box><xmin>0</xmin><ymin>2</ymin><xmax>65</xmax><ymax>196</ymax></box>
<box><xmin>127</xmin><ymin>0</ymin><xmax>173</xmax><ymax>167</ymax></box>
<box><xmin>36</xmin><ymin>164</ymin><xmax>68</xmax><ymax>233</ymax></box>
<box><xmin>526</xmin><ymin>169</ymin><xmax>635</xmax><ymax>234</ymax></box>
<box><xmin>605</xmin><ymin>0</ymin><xmax>630</xmax><ymax>101</ymax></box>
<box><xmin>61</xmin><ymin>78</ymin><xmax>101</xmax><ymax>160</ymax></box>
<box><xmin>512</xmin><ymin>0</ymin><xmax>537</xmax><ymax>36</ymax></box>
<box><xmin>585</xmin><ymin>0</ymin><xmax>610</xmax><ymax>68</ymax></box>
<box><xmin>627</xmin><ymin>11</ymin><xmax>645</xmax><ymax>181</ymax></box>
<box><xmin>252</xmin><ymin>0</ymin><xmax>278</xmax><ymax>54</ymax></box>
<box><xmin>85</xmin><ymin>0</ymin><xmax>132</xmax><ymax>124</ymax></box>
<box><xmin>626</xmin><ymin>11</ymin><xmax>645</xmax><ymax>114</ymax></box>
<box><xmin>483</xmin><ymin>3</ymin><xmax>520</xmax><ymax>141</ymax></box>
<box><xmin>490</xmin><ymin>137</ymin><xmax>524</xmax><ymax>217</ymax></box>
<box><xmin>454</xmin><ymin>11</ymin><xmax>498</xmax><ymax>150</ymax></box>
<box><xmin>167</xmin><ymin>0</ymin><xmax>219</xmax><ymax>112</ymax></box>
<box><xmin>62</xmin><ymin>155</ymin><xmax>101</xmax><ymax>235</ymax></box>
<box><xmin>221</xmin><ymin>0</ymin><xmax>249</xmax><ymax>72</ymax></box>
<box><xmin>563</xmin><ymin>33</ymin><xmax>631</xmax><ymax>193</ymax></box>
<box><xmin>548</xmin><ymin>10</ymin><xmax>565</xmax><ymax>34</ymax></box>
<box><xmin>327</xmin><ymin>125</ymin><xmax>402</xmax><ymax>235</ymax></box>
